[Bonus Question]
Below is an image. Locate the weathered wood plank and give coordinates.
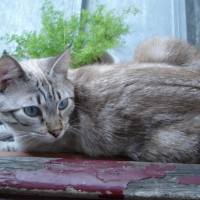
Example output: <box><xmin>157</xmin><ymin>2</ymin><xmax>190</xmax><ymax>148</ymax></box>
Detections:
<box><xmin>0</xmin><ymin>155</ymin><xmax>199</xmax><ymax>199</ymax></box>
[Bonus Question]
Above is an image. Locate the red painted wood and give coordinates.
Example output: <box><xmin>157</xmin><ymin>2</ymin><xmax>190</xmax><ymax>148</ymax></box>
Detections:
<box><xmin>0</xmin><ymin>158</ymin><xmax>176</xmax><ymax>199</ymax></box>
<box><xmin>177</xmin><ymin>175</ymin><xmax>200</xmax><ymax>185</ymax></box>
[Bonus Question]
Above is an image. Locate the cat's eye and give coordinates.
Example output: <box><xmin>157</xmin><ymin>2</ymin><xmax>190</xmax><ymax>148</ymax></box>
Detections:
<box><xmin>24</xmin><ymin>106</ymin><xmax>40</xmax><ymax>117</ymax></box>
<box><xmin>58</xmin><ymin>98</ymin><xmax>68</xmax><ymax>110</ymax></box>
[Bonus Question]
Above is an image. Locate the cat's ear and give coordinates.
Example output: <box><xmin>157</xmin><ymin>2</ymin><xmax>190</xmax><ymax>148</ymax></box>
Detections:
<box><xmin>0</xmin><ymin>54</ymin><xmax>24</xmax><ymax>91</ymax></box>
<box><xmin>44</xmin><ymin>47</ymin><xmax>71</xmax><ymax>78</ymax></box>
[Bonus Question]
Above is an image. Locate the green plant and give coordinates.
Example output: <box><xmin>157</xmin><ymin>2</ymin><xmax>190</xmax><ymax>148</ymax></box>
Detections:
<box><xmin>0</xmin><ymin>0</ymin><xmax>139</xmax><ymax>68</ymax></box>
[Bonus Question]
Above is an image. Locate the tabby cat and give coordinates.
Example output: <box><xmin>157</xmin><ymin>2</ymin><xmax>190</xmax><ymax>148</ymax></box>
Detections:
<box><xmin>0</xmin><ymin>37</ymin><xmax>200</xmax><ymax>163</ymax></box>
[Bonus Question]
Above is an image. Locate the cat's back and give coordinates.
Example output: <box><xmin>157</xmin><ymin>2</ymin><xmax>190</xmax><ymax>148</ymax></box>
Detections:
<box><xmin>71</xmin><ymin>62</ymin><xmax>200</xmax><ymax>114</ymax></box>
<box><xmin>71</xmin><ymin>62</ymin><xmax>200</xmax><ymax>88</ymax></box>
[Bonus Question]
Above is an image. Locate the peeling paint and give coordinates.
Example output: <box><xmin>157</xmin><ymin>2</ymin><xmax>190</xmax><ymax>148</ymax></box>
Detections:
<box><xmin>177</xmin><ymin>176</ymin><xmax>200</xmax><ymax>185</ymax></box>
<box><xmin>0</xmin><ymin>159</ymin><xmax>176</xmax><ymax>199</ymax></box>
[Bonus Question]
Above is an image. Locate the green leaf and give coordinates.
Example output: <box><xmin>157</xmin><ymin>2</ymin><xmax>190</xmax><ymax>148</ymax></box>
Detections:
<box><xmin>0</xmin><ymin>0</ymin><xmax>139</xmax><ymax>67</ymax></box>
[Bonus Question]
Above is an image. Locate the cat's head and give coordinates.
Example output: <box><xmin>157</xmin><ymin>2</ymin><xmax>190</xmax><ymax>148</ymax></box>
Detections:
<box><xmin>0</xmin><ymin>48</ymin><xmax>74</xmax><ymax>144</ymax></box>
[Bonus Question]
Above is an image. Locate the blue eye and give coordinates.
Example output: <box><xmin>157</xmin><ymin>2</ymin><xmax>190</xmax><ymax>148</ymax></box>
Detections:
<box><xmin>58</xmin><ymin>98</ymin><xmax>68</xmax><ymax>110</ymax></box>
<box><xmin>24</xmin><ymin>106</ymin><xmax>39</xmax><ymax>117</ymax></box>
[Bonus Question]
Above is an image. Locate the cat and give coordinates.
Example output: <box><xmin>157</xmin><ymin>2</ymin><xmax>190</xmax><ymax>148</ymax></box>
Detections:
<box><xmin>133</xmin><ymin>36</ymin><xmax>200</xmax><ymax>72</ymax></box>
<box><xmin>0</xmin><ymin>37</ymin><xmax>200</xmax><ymax>163</ymax></box>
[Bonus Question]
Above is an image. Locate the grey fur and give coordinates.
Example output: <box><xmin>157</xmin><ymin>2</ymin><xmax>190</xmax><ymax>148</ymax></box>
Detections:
<box><xmin>0</xmin><ymin>38</ymin><xmax>200</xmax><ymax>163</ymax></box>
<box><xmin>133</xmin><ymin>36</ymin><xmax>200</xmax><ymax>72</ymax></box>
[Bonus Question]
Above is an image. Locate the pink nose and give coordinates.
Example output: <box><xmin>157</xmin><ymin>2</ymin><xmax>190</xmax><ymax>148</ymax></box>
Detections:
<box><xmin>49</xmin><ymin>129</ymin><xmax>62</xmax><ymax>138</ymax></box>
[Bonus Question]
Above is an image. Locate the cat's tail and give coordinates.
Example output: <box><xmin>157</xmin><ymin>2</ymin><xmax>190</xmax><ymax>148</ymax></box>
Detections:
<box><xmin>133</xmin><ymin>37</ymin><xmax>200</xmax><ymax>72</ymax></box>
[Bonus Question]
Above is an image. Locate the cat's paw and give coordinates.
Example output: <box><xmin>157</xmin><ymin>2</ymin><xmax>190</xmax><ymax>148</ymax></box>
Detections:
<box><xmin>0</xmin><ymin>124</ymin><xmax>14</xmax><ymax>141</ymax></box>
<box><xmin>0</xmin><ymin>141</ymin><xmax>18</xmax><ymax>151</ymax></box>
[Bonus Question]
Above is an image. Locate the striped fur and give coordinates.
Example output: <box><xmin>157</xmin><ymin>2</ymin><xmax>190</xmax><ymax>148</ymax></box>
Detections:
<box><xmin>1</xmin><ymin>38</ymin><xmax>200</xmax><ymax>163</ymax></box>
<box><xmin>0</xmin><ymin>48</ymin><xmax>76</xmax><ymax>152</ymax></box>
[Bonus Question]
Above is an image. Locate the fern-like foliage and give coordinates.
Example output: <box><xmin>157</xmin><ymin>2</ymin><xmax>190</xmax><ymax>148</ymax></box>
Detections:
<box><xmin>0</xmin><ymin>0</ymin><xmax>140</xmax><ymax>68</ymax></box>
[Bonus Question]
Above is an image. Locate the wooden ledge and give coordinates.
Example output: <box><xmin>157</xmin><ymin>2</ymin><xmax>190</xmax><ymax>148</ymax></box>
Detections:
<box><xmin>0</xmin><ymin>151</ymin><xmax>89</xmax><ymax>159</ymax></box>
<box><xmin>0</xmin><ymin>153</ymin><xmax>199</xmax><ymax>199</ymax></box>
<box><xmin>0</xmin><ymin>151</ymin><xmax>132</xmax><ymax>160</ymax></box>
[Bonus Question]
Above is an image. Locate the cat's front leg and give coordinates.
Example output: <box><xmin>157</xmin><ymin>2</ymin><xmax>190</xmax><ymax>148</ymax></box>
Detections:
<box><xmin>0</xmin><ymin>141</ymin><xmax>18</xmax><ymax>151</ymax></box>
<box><xmin>0</xmin><ymin>125</ymin><xmax>17</xmax><ymax>151</ymax></box>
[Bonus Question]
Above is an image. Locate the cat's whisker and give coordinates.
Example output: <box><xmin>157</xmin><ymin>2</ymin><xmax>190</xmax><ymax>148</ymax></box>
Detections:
<box><xmin>69</xmin><ymin>126</ymin><xmax>82</xmax><ymax>136</ymax></box>
<box><xmin>14</xmin><ymin>132</ymin><xmax>46</xmax><ymax>138</ymax></box>
<box><xmin>74</xmin><ymin>104</ymin><xmax>84</xmax><ymax>111</ymax></box>
<box><xmin>69</xmin><ymin>124</ymin><xmax>81</xmax><ymax>130</ymax></box>
<box><xmin>18</xmin><ymin>136</ymin><xmax>34</xmax><ymax>146</ymax></box>
<box><xmin>74</xmin><ymin>102</ymin><xmax>81</xmax><ymax>106</ymax></box>
<box><xmin>69</xmin><ymin>118</ymin><xmax>80</xmax><ymax>124</ymax></box>
<box><xmin>22</xmin><ymin>138</ymin><xmax>37</xmax><ymax>151</ymax></box>
<box><xmin>37</xmin><ymin>134</ymin><xmax>47</xmax><ymax>137</ymax></box>
<box><xmin>13</xmin><ymin>134</ymin><xmax>30</xmax><ymax>138</ymax></box>
<box><xmin>19</xmin><ymin>136</ymin><xmax>33</xmax><ymax>143</ymax></box>
<box><xmin>29</xmin><ymin>132</ymin><xmax>47</xmax><ymax>138</ymax></box>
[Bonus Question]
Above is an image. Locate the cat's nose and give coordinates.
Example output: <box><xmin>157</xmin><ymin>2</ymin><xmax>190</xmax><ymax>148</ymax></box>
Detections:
<box><xmin>48</xmin><ymin>129</ymin><xmax>62</xmax><ymax>138</ymax></box>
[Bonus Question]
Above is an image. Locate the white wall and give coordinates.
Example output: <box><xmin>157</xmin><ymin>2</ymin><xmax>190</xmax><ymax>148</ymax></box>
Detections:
<box><xmin>82</xmin><ymin>0</ymin><xmax>187</xmax><ymax>62</ymax></box>
<box><xmin>0</xmin><ymin>0</ymin><xmax>82</xmax><ymax>55</ymax></box>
